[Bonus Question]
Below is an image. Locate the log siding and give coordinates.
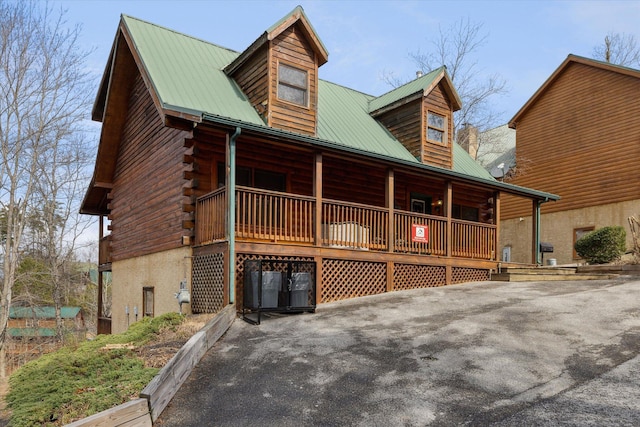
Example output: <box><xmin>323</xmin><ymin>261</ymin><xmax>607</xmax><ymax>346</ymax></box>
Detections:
<box><xmin>502</xmin><ymin>61</ymin><xmax>640</xmax><ymax>219</ymax></box>
<box><xmin>110</xmin><ymin>73</ymin><xmax>190</xmax><ymax>261</ymax></box>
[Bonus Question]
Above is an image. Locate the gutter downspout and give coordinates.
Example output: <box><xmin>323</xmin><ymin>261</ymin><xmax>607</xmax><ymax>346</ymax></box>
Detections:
<box><xmin>228</xmin><ymin>127</ymin><xmax>241</xmax><ymax>303</ymax></box>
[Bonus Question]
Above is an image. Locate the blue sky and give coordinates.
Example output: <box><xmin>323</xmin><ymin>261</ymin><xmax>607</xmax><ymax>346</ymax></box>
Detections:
<box><xmin>54</xmin><ymin>0</ymin><xmax>639</xmax><ymax>126</ymax></box>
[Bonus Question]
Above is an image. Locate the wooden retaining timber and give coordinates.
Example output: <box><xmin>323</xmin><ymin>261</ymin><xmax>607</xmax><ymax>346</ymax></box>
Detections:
<box><xmin>65</xmin><ymin>305</ymin><xmax>236</xmax><ymax>427</ymax></box>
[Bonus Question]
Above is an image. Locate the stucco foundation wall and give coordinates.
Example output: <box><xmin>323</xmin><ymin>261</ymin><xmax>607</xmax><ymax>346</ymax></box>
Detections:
<box><xmin>501</xmin><ymin>200</ymin><xmax>640</xmax><ymax>265</ymax></box>
<box><xmin>111</xmin><ymin>247</ymin><xmax>193</xmax><ymax>334</ymax></box>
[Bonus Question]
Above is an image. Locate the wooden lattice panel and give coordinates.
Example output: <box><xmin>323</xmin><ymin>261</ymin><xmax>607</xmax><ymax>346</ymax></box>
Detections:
<box><xmin>235</xmin><ymin>254</ymin><xmax>314</xmax><ymax>308</ymax></box>
<box><xmin>321</xmin><ymin>259</ymin><xmax>386</xmax><ymax>303</ymax></box>
<box><xmin>393</xmin><ymin>263</ymin><xmax>446</xmax><ymax>290</ymax></box>
<box><xmin>191</xmin><ymin>253</ymin><xmax>225</xmax><ymax>313</ymax></box>
<box><xmin>452</xmin><ymin>267</ymin><xmax>489</xmax><ymax>284</ymax></box>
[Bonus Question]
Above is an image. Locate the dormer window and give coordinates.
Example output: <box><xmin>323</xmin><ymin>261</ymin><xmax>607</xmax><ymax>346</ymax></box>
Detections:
<box><xmin>278</xmin><ymin>63</ymin><xmax>308</xmax><ymax>107</ymax></box>
<box><xmin>427</xmin><ymin>111</ymin><xmax>446</xmax><ymax>144</ymax></box>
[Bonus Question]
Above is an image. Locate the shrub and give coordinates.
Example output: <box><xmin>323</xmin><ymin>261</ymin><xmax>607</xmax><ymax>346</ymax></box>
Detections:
<box><xmin>574</xmin><ymin>226</ymin><xmax>626</xmax><ymax>264</ymax></box>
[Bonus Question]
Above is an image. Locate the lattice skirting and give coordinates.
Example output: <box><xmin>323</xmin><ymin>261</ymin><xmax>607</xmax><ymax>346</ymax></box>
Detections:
<box><xmin>394</xmin><ymin>264</ymin><xmax>446</xmax><ymax>290</ymax></box>
<box><xmin>321</xmin><ymin>259</ymin><xmax>386</xmax><ymax>303</ymax></box>
<box><xmin>235</xmin><ymin>254</ymin><xmax>314</xmax><ymax>308</ymax></box>
<box><xmin>230</xmin><ymin>254</ymin><xmax>490</xmax><ymax>306</ymax></box>
<box><xmin>191</xmin><ymin>252</ymin><xmax>225</xmax><ymax>313</ymax></box>
<box><xmin>451</xmin><ymin>267</ymin><xmax>490</xmax><ymax>284</ymax></box>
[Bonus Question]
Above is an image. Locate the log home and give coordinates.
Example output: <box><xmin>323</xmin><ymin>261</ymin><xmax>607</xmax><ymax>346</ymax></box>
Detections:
<box><xmin>81</xmin><ymin>6</ymin><xmax>558</xmax><ymax>333</ymax></box>
<box><xmin>502</xmin><ymin>55</ymin><xmax>640</xmax><ymax>264</ymax></box>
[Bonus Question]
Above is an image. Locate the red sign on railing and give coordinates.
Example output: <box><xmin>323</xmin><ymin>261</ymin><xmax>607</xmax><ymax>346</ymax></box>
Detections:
<box><xmin>411</xmin><ymin>224</ymin><xmax>429</xmax><ymax>243</ymax></box>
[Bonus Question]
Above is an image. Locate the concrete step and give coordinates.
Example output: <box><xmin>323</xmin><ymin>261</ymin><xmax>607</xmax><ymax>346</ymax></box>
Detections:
<box><xmin>491</xmin><ymin>272</ymin><xmax>616</xmax><ymax>282</ymax></box>
<box><xmin>498</xmin><ymin>267</ymin><xmax>578</xmax><ymax>275</ymax></box>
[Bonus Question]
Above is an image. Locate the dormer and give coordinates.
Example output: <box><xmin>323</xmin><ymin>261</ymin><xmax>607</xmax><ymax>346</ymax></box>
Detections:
<box><xmin>224</xmin><ymin>6</ymin><xmax>328</xmax><ymax>136</ymax></box>
<box><xmin>369</xmin><ymin>67</ymin><xmax>461</xmax><ymax>169</ymax></box>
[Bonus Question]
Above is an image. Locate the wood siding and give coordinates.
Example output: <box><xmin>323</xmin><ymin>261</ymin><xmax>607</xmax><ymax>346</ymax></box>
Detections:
<box><xmin>422</xmin><ymin>83</ymin><xmax>453</xmax><ymax>169</ymax></box>
<box><xmin>502</xmin><ymin>62</ymin><xmax>640</xmax><ymax>219</ymax></box>
<box><xmin>110</xmin><ymin>73</ymin><xmax>190</xmax><ymax>261</ymax></box>
<box><xmin>376</xmin><ymin>99</ymin><xmax>422</xmax><ymax>160</ymax></box>
<box><xmin>269</xmin><ymin>24</ymin><xmax>318</xmax><ymax>135</ymax></box>
<box><xmin>227</xmin><ymin>44</ymin><xmax>269</xmax><ymax>122</ymax></box>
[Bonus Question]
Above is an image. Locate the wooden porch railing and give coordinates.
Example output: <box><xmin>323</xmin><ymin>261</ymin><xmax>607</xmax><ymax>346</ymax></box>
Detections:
<box><xmin>322</xmin><ymin>199</ymin><xmax>388</xmax><ymax>251</ymax></box>
<box><xmin>99</xmin><ymin>235</ymin><xmax>111</xmax><ymax>265</ymax></box>
<box><xmin>236</xmin><ymin>186</ymin><xmax>315</xmax><ymax>243</ymax></box>
<box><xmin>195</xmin><ymin>188</ymin><xmax>226</xmax><ymax>245</ymax></box>
<box><xmin>452</xmin><ymin>219</ymin><xmax>496</xmax><ymax>260</ymax></box>
<box><xmin>394</xmin><ymin>211</ymin><xmax>447</xmax><ymax>255</ymax></box>
<box><xmin>195</xmin><ymin>186</ymin><xmax>497</xmax><ymax>260</ymax></box>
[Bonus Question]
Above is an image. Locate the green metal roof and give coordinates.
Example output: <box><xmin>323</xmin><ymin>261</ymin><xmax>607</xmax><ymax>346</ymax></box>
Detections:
<box><xmin>8</xmin><ymin>328</ymin><xmax>56</xmax><ymax>337</ymax></box>
<box><xmin>452</xmin><ymin>143</ymin><xmax>495</xmax><ymax>180</ymax></box>
<box><xmin>122</xmin><ymin>15</ymin><xmax>264</xmax><ymax>125</ymax></box>
<box><xmin>317</xmin><ymin>81</ymin><xmax>418</xmax><ymax>162</ymax></box>
<box><xmin>368</xmin><ymin>67</ymin><xmax>445</xmax><ymax>113</ymax></box>
<box><xmin>118</xmin><ymin>14</ymin><xmax>558</xmax><ymax>200</ymax></box>
<box><xmin>10</xmin><ymin>306</ymin><xmax>81</xmax><ymax>319</ymax></box>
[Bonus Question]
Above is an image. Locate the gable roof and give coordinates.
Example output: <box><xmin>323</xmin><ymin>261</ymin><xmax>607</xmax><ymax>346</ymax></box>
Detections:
<box><xmin>509</xmin><ymin>54</ymin><xmax>640</xmax><ymax>128</ymax></box>
<box><xmin>85</xmin><ymin>8</ymin><xmax>559</xmax><ymax>209</ymax></box>
<box><xmin>369</xmin><ymin>67</ymin><xmax>462</xmax><ymax>114</ymax></box>
<box><xmin>10</xmin><ymin>306</ymin><xmax>82</xmax><ymax>319</ymax></box>
<box><xmin>225</xmin><ymin>5</ymin><xmax>328</xmax><ymax>75</ymax></box>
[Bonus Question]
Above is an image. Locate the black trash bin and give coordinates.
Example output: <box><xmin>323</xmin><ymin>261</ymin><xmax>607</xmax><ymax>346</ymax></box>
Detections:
<box><xmin>290</xmin><ymin>272</ymin><xmax>311</xmax><ymax>307</ymax></box>
<box><xmin>247</xmin><ymin>270</ymin><xmax>282</xmax><ymax>309</ymax></box>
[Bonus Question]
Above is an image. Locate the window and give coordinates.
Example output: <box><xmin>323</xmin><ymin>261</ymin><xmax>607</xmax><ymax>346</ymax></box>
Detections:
<box><xmin>410</xmin><ymin>193</ymin><xmax>432</xmax><ymax>215</ymax></box>
<box><xmin>143</xmin><ymin>287</ymin><xmax>154</xmax><ymax>318</ymax></box>
<box><xmin>427</xmin><ymin>111</ymin><xmax>446</xmax><ymax>144</ymax></box>
<box><xmin>217</xmin><ymin>163</ymin><xmax>286</xmax><ymax>192</ymax></box>
<box><xmin>573</xmin><ymin>226</ymin><xmax>595</xmax><ymax>259</ymax></box>
<box><xmin>278</xmin><ymin>63</ymin><xmax>308</xmax><ymax>106</ymax></box>
<box><xmin>453</xmin><ymin>204</ymin><xmax>479</xmax><ymax>222</ymax></box>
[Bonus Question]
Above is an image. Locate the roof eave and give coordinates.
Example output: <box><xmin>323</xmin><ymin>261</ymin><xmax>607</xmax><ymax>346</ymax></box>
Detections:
<box><xmin>509</xmin><ymin>54</ymin><xmax>640</xmax><ymax>129</ymax></box>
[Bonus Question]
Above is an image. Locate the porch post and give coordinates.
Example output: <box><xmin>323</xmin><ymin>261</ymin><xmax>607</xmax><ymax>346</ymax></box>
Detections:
<box><xmin>494</xmin><ymin>191</ymin><xmax>501</xmax><ymax>261</ymax></box>
<box><xmin>386</xmin><ymin>168</ymin><xmax>394</xmax><ymax>253</ymax></box>
<box><xmin>532</xmin><ymin>199</ymin><xmax>541</xmax><ymax>265</ymax></box>
<box><xmin>226</xmin><ymin>127</ymin><xmax>241</xmax><ymax>303</ymax></box>
<box><xmin>314</xmin><ymin>153</ymin><xmax>323</xmax><ymax>246</ymax></box>
<box><xmin>314</xmin><ymin>153</ymin><xmax>323</xmax><ymax>305</ymax></box>
<box><xmin>97</xmin><ymin>215</ymin><xmax>104</xmax><ymax>320</ymax></box>
<box><xmin>444</xmin><ymin>181</ymin><xmax>453</xmax><ymax>284</ymax></box>
<box><xmin>386</xmin><ymin>168</ymin><xmax>395</xmax><ymax>293</ymax></box>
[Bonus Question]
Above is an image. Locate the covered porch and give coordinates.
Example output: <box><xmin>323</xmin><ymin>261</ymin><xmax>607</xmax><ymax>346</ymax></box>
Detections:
<box><xmin>184</xmin><ymin>127</ymin><xmax>552</xmax><ymax>311</ymax></box>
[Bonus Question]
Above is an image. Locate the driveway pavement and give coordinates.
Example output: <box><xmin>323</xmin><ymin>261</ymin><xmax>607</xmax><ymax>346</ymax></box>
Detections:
<box><xmin>156</xmin><ymin>278</ymin><xmax>640</xmax><ymax>426</ymax></box>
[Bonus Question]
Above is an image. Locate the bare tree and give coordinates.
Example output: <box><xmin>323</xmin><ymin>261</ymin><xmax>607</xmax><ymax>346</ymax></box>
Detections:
<box><xmin>0</xmin><ymin>1</ymin><xmax>92</xmax><ymax>377</ymax></box>
<box><xmin>593</xmin><ymin>32</ymin><xmax>640</xmax><ymax>68</ymax></box>
<box><xmin>384</xmin><ymin>18</ymin><xmax>508</xmax><ymax>158</ymax></box>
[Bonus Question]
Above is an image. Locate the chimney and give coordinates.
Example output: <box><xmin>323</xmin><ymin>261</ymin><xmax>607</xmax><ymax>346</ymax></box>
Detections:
<box><xmin>457</xmin><ymin>123</ymin><xmax>479</xmax><ymax>159</ymax></box>
<box><xmin>416</xmin><ymin>70</ymin><xmax>423</xmax><ymax>79</ymax></box>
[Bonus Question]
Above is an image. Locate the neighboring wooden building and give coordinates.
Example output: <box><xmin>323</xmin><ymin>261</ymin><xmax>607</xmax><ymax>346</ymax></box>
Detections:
<box><xmin>81</xmin><ymin>6</ymin><xmax>557</xmax><ymax>333</ymax></box>
<box><xmin>502</xmin><ymin>55</ymin><xmax>640</xmax><ymax>264</ymax></box>
<box><xmin>7</xmin><ymin>306</ymin><xmax>86</xmax><ymax>338</ymax></box>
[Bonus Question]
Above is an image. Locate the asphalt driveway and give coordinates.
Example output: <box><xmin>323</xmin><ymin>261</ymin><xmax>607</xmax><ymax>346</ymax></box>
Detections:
<box><xmin>157</xmin><ymin>278</ymin><xmax>640</xmax><ymax>426</ymax></box>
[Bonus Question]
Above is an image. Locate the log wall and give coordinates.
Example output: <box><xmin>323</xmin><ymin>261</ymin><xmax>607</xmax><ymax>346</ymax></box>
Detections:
<box><xmin>109</xmin><ymin>73</ymin><xmax>190</xmax><ymax>261</ymax></box>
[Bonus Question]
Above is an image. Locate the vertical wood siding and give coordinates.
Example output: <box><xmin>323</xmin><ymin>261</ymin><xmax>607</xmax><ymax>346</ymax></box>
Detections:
<box><xmin>502</xmin><ymin>62</ymin><xmax>640</xmax><ymax>219</ymax></box>
<box><xmin>269</xmin><ymin>25</ymin><xmax>318</xmax><ymax>135</ymax></box>
<box><xmin>110</xmin><ymin>74</ymin><xmax>190</xmax><ymax>261</ymax></box>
